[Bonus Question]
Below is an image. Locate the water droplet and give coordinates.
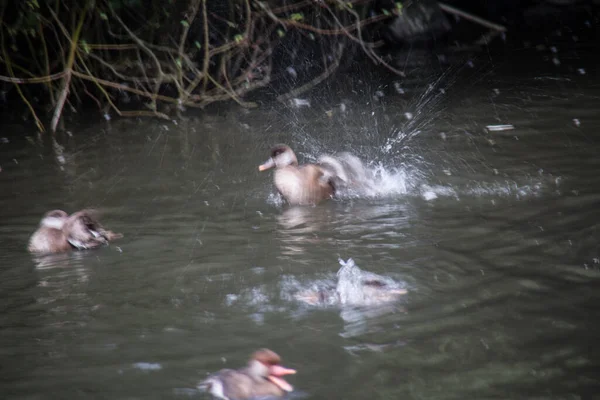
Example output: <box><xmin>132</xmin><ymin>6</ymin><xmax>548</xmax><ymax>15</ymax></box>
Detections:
<box><xmin>393</xmin><ymin>82</ymin><xmax>405</xmax><ymax>94</ymax></box>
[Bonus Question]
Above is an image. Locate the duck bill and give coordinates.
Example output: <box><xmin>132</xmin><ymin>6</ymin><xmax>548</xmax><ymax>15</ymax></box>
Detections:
<box><xmin>258</xmin><ymin>158</ymin><xmax>275</xmax><ymax>171</ymax></box>
<box><xmin>268</xmin><ymin>365</ymin><xmax>296</xmax><ymax>392</ymax></box>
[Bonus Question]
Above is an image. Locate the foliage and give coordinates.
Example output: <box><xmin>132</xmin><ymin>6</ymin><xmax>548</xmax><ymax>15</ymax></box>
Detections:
<box><xmin>0</xmin><ymin>0</ymin><xmax>403</xmax><ymax>132</ymax></box>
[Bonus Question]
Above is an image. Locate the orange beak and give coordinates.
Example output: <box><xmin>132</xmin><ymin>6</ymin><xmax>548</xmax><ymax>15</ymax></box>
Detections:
<box><xmin>268</xmin><ymin>364</ymin><xmax>296</xmax><ymax>392</ymax></box>
<box><xmin>258</xmin><ymin>158</ymin><xmax>275</xmax><ymax>171</ymax></box>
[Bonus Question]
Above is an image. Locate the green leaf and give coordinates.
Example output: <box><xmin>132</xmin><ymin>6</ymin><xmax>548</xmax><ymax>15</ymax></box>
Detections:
<box><xmin>175</xmin><ymin>58</ymin><xmax>182</xmax><ymax>67</ymax></box>
<box><xmin>309</xmin><ymin>33</ymin><xmax>315</xmax><ymax>40</ymax></box>
<box><xmin>346</xmin><ymin>2</ymin><xmax>353</xmax><ymax>8</ymax></box>
<box><xmin>382</xmin><ymin>9</ymin><xmax>391</xmax><ymax>16</ymax></box>
<box><xmin>99</xmin><ymin>12</ymin><xmax>108</xmax><ymax>20</ymax></box>
<box><xmin>81</xmin><ymin>40</ymin><xmax>90</xmax><ymax>54</ymax></box>
<box><xmin>290</xmin><ymin>13</ymin><xmax>303</xmax><ymax>21</ymax></box>
<box><xmin>180</xmin><ymin>20</ymin><xmax>190</xmax><ymax>28</ymax></box>
<box><xmin>194</xmin><ymin>41</ymin><xmax>201</xmax><ymax>49</ymax></box>
<box><xmin>234</xmin><ymin>34</ymin><xmax>243</xmax><ymax>43</ymax></box>
<box><xmin>277</xmin><ymin>29</ymin><xmax>285</xmax><ymax>38</ymax></box>
<box><xmin>395</xmin><ymin>2</ymin><xmax>403</xmax><ymax>9</ymax></box>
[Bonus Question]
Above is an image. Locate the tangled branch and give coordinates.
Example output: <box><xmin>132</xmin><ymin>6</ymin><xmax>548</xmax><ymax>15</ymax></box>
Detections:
<box><xmin>0</xmin><ymin>0</ymin><xmax>405</xmax><ymax>133</ymax></box>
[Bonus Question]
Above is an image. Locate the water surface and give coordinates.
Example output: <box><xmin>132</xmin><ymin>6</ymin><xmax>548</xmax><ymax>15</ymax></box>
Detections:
<box><xmin>1</xmin><ymin>35</ymin><xmax>600</xmax><ymax>400</ymax></box>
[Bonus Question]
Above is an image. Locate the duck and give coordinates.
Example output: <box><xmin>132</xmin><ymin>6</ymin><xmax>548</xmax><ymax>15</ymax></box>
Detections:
<box><xmin>199</xmin><ymin>348</ymin><xmax>296</xmax><ymax>400</ymax></box>
<box><xmin>258</xmin><ymin>144</ymin><xmax>335</xmax><ymax>205</ymax></box>
<box><xmin>295</xmin><ymin>258</ymin><xmax>408</xmax><ymax>307</ymax></box>
<box><xmin>28</xmin><ymin>209</ymin><xmax>123</xmax><ymax>254</ymax></box>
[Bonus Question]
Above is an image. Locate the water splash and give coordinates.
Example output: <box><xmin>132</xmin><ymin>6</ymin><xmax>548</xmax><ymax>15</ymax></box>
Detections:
<box><xmin>336</xmin><ymin>258</ymin><xmax>408</xmax><ymax>307</ymax></box>
<box><xmin>318</xmin><ymin>152</ymin><xmax>418</xmax><ymax>199</ymax></box>
<box><xmin>291</xmin><ymin>258</ymin><xmax>408</xmax><ymax>308</ymax></box>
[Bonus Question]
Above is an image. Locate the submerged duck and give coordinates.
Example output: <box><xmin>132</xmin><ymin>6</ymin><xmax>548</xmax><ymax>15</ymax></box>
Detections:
<box><xmin>295</xmin><ymin>258</ymin><xmax>408</xmax><ymax>307</ymax></box>
<box><xmin>259</xmin><ymin>144</ymin><xmax>335</xmax><ymax>205</ymax></box>
<box><xmin>199</xmin><ymin>348</ymin><xmax>296</xmax><ymax>400</ymax></box>
<box><xmin>28</xmin><ymin>209</ymin><xmax>122</xmax><ymax>254</ymax></box>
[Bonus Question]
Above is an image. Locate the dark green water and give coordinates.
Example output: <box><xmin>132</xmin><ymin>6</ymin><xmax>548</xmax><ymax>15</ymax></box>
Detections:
<box><xmin>1</xmin><ymin>41</ymin><xmax>599</xmax><ymax>400</ymax></box>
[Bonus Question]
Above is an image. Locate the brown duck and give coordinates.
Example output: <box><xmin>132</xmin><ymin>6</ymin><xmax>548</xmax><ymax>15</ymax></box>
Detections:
<box><xmin>199</xmin><ymin>348</ymin><xmax>296</xmax><ymax>400</ymax></box>
<box><xmin>258</xmin><ymin>144</ymin><xmax>335</xmax><ymax>205</ymax></box>
<box><xmin>28</xmin><ymin>209</ymin><xmax>122</xmax><ymax>254</ymax></box>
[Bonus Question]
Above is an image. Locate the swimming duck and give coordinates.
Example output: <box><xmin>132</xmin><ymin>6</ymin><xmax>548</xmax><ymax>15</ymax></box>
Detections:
<box><xmin>295</xmin><ymin>258</ymin><xmax>407</xmax><ymax>307</ymax></box>
<box><xmin>199</xmin><ymin>348</ymin><xmax>296</xmax><ymax>400</ymax></box>
<box><xmin>259</xmin><ymin>144</ymin><xmax>335</xmax><ymax>205</ymax></box>
<box><xmin>28</xmin><ymin>209</ymin><xmax>122</xmax><ymax>254</ymax></box>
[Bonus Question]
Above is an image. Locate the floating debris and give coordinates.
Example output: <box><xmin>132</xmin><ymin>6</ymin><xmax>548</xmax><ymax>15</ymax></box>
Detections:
<box><xmin>132</xmin><ymin>362</ymin><xmax>162</xmax><ymax>371</ymax></box>
<box><xmin>486</xmin><ymin>124</ymin><xmax>514</xmax><ymax>132</ymax></box>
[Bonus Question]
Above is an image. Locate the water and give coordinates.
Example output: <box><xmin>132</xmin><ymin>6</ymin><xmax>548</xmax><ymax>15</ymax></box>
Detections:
<box><xmin>2</xmin><ymin>37</ymin><xmax>600</xmax><ymax>400</ymax></box>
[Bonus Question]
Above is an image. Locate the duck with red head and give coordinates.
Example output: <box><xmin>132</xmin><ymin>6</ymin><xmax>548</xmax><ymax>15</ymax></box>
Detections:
<box><xmin>28</xmin><ymin>209</ymin><xmax>123</xmax><ymax>254</ymax></box>
<box><xmin>200</xmin><ymin>349</ymin><xmax>296</xmax><ymax>400</ymax></box>
<box><xmin>259</xmin><ymin>144</ymin><xmax>335</xmax><ymax>206</ymax></box>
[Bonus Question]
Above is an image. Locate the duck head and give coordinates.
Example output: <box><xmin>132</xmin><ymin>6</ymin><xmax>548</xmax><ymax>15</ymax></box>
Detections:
<box><xmin>247</xmin><ymin>348</ymin><xmax>296</xmax><ymax>392</ymax></box>
<box><xmin>258</xmin><ymin>145</ymin><xmax>298</xmax><ymax>171</ymax></box>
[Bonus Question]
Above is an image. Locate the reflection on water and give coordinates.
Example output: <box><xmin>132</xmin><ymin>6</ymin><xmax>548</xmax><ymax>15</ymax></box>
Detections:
<box><xmin>2</xmin><ymin>36</ymin><xmax>600</xmax><ymax>400</ymax></box>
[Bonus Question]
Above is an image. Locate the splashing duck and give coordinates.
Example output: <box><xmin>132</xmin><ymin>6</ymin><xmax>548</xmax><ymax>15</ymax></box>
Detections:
<box><xmin>199</xmin><ymin>349</ymin><xmax>296</xmax><ymax>400</ymax></box>
<box><xmin>28</xmin><ymin>209</ymin><xmax>123</xmax><ymax>254</ymax></box>
<box><xmin>295</xmin><ymin>258</ymin><xmax>407</xmax><ymax>307</ymax></box>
